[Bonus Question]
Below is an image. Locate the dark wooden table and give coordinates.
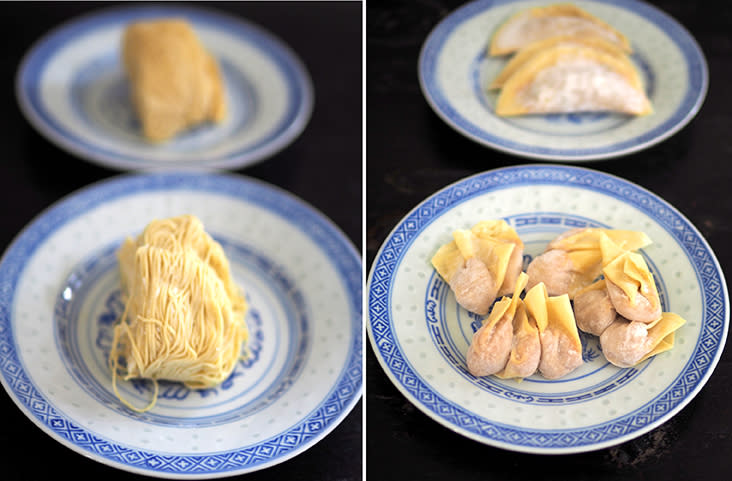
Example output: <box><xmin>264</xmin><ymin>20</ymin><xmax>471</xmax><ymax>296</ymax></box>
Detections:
<box><xmin>367</xmin><ymin>0</ymin><xmax>731</xmax><ymax>479</ymax></box>
<box><xmin>0</xmin><ymin>2</ymin><xmax>362</xmax><ymax>480</ymax></box>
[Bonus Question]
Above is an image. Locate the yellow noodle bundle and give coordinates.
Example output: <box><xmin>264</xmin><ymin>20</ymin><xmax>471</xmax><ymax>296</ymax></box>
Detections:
<box><xmin>110</xmin><ymin>215</ymin><xmax>248</xmax><ymax>412</ymax></box>
<box><xmin>122</xmin><ymin>19</ymin><xmax>227</xmax><ymax>142</ymax></box>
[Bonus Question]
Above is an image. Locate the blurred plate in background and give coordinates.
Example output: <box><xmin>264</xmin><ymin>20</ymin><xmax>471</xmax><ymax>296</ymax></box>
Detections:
<box><xmin>16</xmin><ymin>5</ymin><xmax>313</xmax><ymax>170</ymax></box>
<box><xmin>418</xmin><ymin>0</ymin><xmax>708</xmax><ymax>161</ymax></box>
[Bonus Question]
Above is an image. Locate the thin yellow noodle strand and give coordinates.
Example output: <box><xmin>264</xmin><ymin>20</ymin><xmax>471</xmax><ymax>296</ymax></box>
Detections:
<box><xmin>109</xmin><ymin>215</ymin><xmax>249</xmax><ymax>412</ymax></box>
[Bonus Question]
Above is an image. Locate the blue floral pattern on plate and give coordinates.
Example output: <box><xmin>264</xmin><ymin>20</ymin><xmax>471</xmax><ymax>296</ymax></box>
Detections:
<box><xmin>16</xmin><ymin>5</ymin><xmax>313</xmax><ymax>170</ymax></box>
<box><xmin>0</xmin><ymin>172</ymin><xmax>362</xmax><ymax>476</ymax></box>
<box><xmin>367</xmin><ymin>164</ymin><xmax>727</xmax><ymax>453</ymax></box>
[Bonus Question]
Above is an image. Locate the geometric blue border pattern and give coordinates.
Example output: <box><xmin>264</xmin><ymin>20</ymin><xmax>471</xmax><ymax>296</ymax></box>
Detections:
<box><xmin>418</xmin><ymin>0</ymin><xmax>709</xmax><ymax>161</ymax></box>
<box><xmin>0</xmin><ymin>172</ymin><xmax>362</xmax><ymax>476</ymax></box>
<box><xmin>15</xmin><ymin>5</ymin><xmax>313</xmax><ymax>171</ymax></box>
<box><xmin>368</xmin><ymin>164</ymin><xmax>728</xmax><ymax>452</ymax></box>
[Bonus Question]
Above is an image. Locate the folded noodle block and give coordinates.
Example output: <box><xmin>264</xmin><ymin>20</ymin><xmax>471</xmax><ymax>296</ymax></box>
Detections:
<box><xmin>122</xmin><ymin>19</ymin><xmax>227</xmax><ymax>142</ymax></box>
<box><xmin>495</xmin><ymin>45</ymin><xmax>651</xmax><ymax>117</ymax></box>
<box><xmin>489</xmin><ymin>3</ymin><xmax>631</xmax><ymax>56</ymax></box>
<box><xmin>112</xmin><ymin>215</ymin><xmax>248</xmax><ymax>404</ymax></box>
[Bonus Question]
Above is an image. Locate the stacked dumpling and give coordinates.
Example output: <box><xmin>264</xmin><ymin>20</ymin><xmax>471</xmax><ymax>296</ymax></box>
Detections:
<box><xmin>487</xmin><ymin>3</ymin><xmax>652</xmax><ymax>117</ymax></box>
<box><xmin>466</xmin><ymin>272</ymin><xmax>584</xmax><ymax>380</ymax></box>
<box><xmin>524</xmin><ymin>227</ymin><xmax>686</xmax><ymax>369</ymax></box>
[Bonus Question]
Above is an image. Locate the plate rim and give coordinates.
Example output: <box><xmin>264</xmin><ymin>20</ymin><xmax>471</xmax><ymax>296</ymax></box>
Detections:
<box><xmin>366</xmin><ymin>163</ymin><xmax>729</xmax><ymax>453</ymax></box>
<box><xmin>417</xmin><ymin>0</ymin><xmax>709</xmax><ymax>161</ymax></box>
<box><xmin>0</xmin><ymin>171</ymin><xmax>362</xmax><ymax>478</ymax></box>
<box><xmin>15</xmin><ymin>3</ymin><xmax>315</xmax><ymax>171</ymax></box>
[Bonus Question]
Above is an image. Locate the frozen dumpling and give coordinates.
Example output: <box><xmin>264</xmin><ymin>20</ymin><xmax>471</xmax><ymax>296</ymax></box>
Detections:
<box><xmin>431</xmin><ymin>220</ymin><xmax>521</xmax><ymax>314</ymax></box>
<box><xmin>573</xmin><ymin>279</ymin><xmax>616</xmax><ymax>336</ymax></box>
<box><xmin>527</xmin><ymin>228</ymin><xmax>651</xmax><ymax>299</ymax></box>
<box><xmin>523</xmin><ymin>282</ymin><xmax>583</xmax><ymax>379</ymax></box>
<box><xmin>466</xmin><ymin>273</ymin><xmax>528</xmax><ymax>377</ymax></box>
<box><xmin>489</xmin><ymin>3</ymin><xmax>631</xmax><ymax>56</ymax></box>
<box><xmin>600</xmin><ymin>313</ymin><xmax>685</xmax><ymax>367</ymax></box>
<box><xmin>471</xmin><ymin>220</ymin><xmax>525</xmax><ymax>296</ymax></box>
<box><xmin>495</xmin><ymin>45</ymin><xmax>652</xmax><ymax>117</ymax></box>
<box><xmin>493</xmin><ymin>273</ymin><xmax>541</xmax><ymax>379</ymax></box>
<box><xmin>603</xmin><ymin>250</ymin><xmax>662</xmax><ymax>323</ymax></box>
<box><xmin>122</xmin><ymin>19</ymin><xmax>227</xmax><ymax>142</ymax></box>
<box><xmin>490</xmin><ymin>35</ymin><xmax>629</xmax><ymax>89</ymax></box>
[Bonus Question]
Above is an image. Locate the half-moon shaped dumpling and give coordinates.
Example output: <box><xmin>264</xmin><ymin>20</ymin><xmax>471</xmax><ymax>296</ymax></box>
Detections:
<box><xmin>490</xmin><ymin>35</ymin><xmax>629</xmax><ymax>89</ymax></box>
<box><xmin>431</xmin><ymin>221</ymin><xmax>520</xmax><ymax>314</ymax></box>
<box><xmin>523</xmin><ymin>282</ymin><xmax>583</xmax><ymax>379</ymax></box>
<box><xmin>489</xmin><ymin>4</ymin><xmax>631</xmax><ymax>56</ymax></box>
<box><xmin>495</xmin><ymin>45</ymin><xmax>652</xmax><ymax>117</ymax></box>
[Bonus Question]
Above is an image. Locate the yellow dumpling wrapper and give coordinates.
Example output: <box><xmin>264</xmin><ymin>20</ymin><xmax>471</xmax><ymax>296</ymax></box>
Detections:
<box><xmin>430</xmin><ymin>241</ymin><xmax>465</xmax><ymax>283</ymax></box>
<box><xmin>481</xmin><ymin>272</ymin><xmax>528</xmax><ymax>327</ymax></box>
<box><xmin>122</xmin><ymin>19</ymin><xmax>227</xmax><ymax>142</ymax></box>
<box><xmin>471</xmin><ymin>219</ymin><xmax>523</xmax><ymax>247</ymax></box>
<box><xmin>495</xmin><ymin>45</ymin><xmax>652</xmax><ymax>117</ymax></box>
<box><xmin>566</xmin><ymin>249</ymin><xmax>603</xmax><ymax>276</ymax></box>
<box><xmin>549</xmin><ymin>228</ymin><xmax>651</xmax><ymax>253</ymax></box>
<box><xmin>637</xmin><ymin>313</ymin><xmax>686</xmax><ymax>363</ymax></box>
<box><xmin>575</xmin><ymin>278</ymin><xmax>607</xmax><ymax>297</ymax></box>
<box><xmin>431</xmin><ymin>225</ymin><xmax>516</xmax><ymax>289</ymax></box>
<box><xmin>638</xmin><ymin>332</ymin><xmax>675</xmax><ymax>363</ymax></box>
<box><xmin>491</xmin><ymin>272</ymin><xmax>538</xmax><ymax>380</ymax></box>
<box><xmin>603</xmin><ymin>250</ymin><xmax>659</xmax><ymax>307</ymax></box>
<box><xmin>547</xmin><ymin>229</ymin><xmax>651</xmax><ymax>297</ymax></box>
<box><xmin>489</xmin><ymin>3</ymin><xmax>631</xmax><ymax>56</ymax></box>
<box><xmin>524</xmin><ymin>283</ymin><xmax>580</xmax><ymax>349</ymax></box>
<box><xmin>536</xmin><ymin>227</ymin><xmax>651</xmax><ymax>299</ymax></box>
<box><xmin>494</xmin><ymin>302</ymin><xmax>540</xmax><ymax>380</ymax></box>
<box><xmin>490</xmin><ymin>35</ymin><xmax>629</xmax><ymax>89</ymax></box>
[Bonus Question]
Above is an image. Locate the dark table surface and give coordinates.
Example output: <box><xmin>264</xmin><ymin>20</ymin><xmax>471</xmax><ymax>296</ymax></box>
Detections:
<box><xmin>367</xmin><ymin>0</ymin><xmax>731</xmax><ymax>479</ymax></box>
<box><xmin>0</xmin><ymin>2</ymin><xmax>362</xmax><ymax>480</ymax></box>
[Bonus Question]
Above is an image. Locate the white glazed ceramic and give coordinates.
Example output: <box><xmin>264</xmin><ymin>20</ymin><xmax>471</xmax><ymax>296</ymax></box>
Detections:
<box><xmin>367</xmin><ymin>164</ymin><xmax>727</xmax><ymax>453</ymax></box>
<box><xmin>418</xmin><ymin>0</ymin><xmax>708</xmax><ymax>160</ymax></box>
<box><xmin>0</xmin><ymin>172</ymin><xmax>362</xmax><ymax>477</ymax></box>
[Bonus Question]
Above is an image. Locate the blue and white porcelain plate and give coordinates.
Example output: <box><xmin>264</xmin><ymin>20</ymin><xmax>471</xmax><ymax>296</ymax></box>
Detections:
<box><xmin>367</xmin><ymin>165</ymin><xmax>727</xmax><ymax>453</ymax></box>
<box><xmin>418</xmin><ymin>0</ymin><xmax>708</xmax><ymax>161</ymax></box>
<box><xmin>0</xmin><ymin>173</ymin><xmax>362</xmax><ymax>477</ymax></box>
<box><xmin>16</xmin><ymin>5</ymin><xmax>313</xmax><ymax>170</ymax></box>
